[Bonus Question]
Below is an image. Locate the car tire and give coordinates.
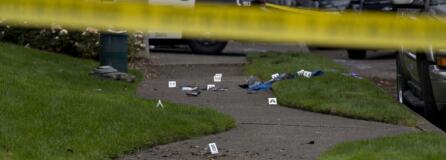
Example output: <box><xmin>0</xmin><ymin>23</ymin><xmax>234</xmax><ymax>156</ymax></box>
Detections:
<box><xmin>418</xmin><ymin>58</ymin><xmax>440</xmax><ymax>123</ymax></box>
<box><xmin>188</xmin><ymin>40</ymin><xmax>227</xmax><ymax>54</ymax></box>
<box><xmin>396</xmin><ymin>52</ymin><xmax>409</xmax><ymax>105</ymax></box>
<box><xmin>347</xmin><ymin>49</ymin><xmax>367</xmax><ymax>59</ymax></box>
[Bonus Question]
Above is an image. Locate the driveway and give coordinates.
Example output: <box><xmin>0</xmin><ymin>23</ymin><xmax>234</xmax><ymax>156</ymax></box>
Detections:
<box><xmin>122</xmin><ymin>43</ymin><xmax>417</xmax><ymax>160</ymax></box>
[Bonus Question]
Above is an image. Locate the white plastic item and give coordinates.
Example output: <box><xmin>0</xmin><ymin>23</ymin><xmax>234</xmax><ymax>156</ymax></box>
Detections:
<box><xmin>297</xmin><ymin>69</ymin><xmax>312</xmax><ymax>78</ymax></box>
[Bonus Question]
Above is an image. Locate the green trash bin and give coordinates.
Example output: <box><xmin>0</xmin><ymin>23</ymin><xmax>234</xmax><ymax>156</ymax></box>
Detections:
<box><xmin>100</xmin><ymin>33</ymin><xmax>128</xmax><ymax>73</ymax></box>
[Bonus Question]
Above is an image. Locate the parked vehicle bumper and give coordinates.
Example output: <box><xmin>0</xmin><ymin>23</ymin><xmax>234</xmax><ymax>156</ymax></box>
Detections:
<box><xmin>429</xmin><ymin>65</ymin><xmax>446</xmax><ymax>112</ymax></box>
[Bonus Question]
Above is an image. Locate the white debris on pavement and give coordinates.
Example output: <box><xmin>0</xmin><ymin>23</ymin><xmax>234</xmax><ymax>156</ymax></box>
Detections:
<box><xmin>181</xmin><ymin>86</ymin><xmax>198</xmax><ymax>91</ymax></box>
<box><xmin>214</xmin><ymin>73</ymin><xmax>223</xmax><ymax>82</ymax></box>
<box><xmin>207</xmin><ymin>84</ymin><xmax>216</xmax><ymax>91</ymax></box>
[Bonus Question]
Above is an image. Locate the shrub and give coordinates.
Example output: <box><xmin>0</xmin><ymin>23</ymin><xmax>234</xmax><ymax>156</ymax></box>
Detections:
<box><xmin>128</xmin><ymin>31</ymin><xmax>147</xmax><ymax>61</ymax></box>
<box><xmin>0</xmin><ymin>22</ymin><xmax>146</xmax><ymax>61</ymax></box>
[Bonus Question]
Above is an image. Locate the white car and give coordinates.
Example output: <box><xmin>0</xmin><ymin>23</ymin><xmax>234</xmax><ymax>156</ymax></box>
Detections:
<box><xmin>149</xmin><ymin>0</ymin><xmax>265</xmax><ymax>54</ymax></box>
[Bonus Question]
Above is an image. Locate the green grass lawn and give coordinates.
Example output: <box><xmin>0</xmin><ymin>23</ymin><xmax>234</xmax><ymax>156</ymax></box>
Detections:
<box><xmin>319</xmin><ymin>132</ymin><xmax>446</xmax><ymax>160</ymax></box>
<box><xmin>0</xmin><ymin>43</ymin><xmax>235</xmax><ymax>159</ymax></box>
<box><xmin>246</xmin><ymin>53</ymin><xmax>417</xmax><ymax>126</ymax></box>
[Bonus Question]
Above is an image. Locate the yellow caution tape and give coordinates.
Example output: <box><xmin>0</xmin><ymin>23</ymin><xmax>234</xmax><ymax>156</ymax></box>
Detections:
<box><xmin>1</xmin><ymin>0</ymin><xmax>446</xmax><ymax>49</ymax></box>
<box><xmin>265</xmin><ymin>3</ymin><xmax>334</xmax><ymax>15</ymax></box>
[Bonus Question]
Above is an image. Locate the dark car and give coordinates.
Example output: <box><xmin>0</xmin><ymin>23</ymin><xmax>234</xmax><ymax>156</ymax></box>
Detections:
<box><xmin>267</xmin><ymin>0</ymin><xmax>394</xmax><ymax>58</ymax></box>
<box><xmin>395</xmin><ymin>0</ymin><xmax>446</xmax><ymax>122</ymax></box>
<box><xmin>346</xmin><ymin>0</ymin><xmax>395</xmax><ymax>59</ymax></box>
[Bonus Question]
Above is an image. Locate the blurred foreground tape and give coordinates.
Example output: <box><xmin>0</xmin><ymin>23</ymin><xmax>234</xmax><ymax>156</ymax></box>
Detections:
<box><xmin>1</xmin><ymin>0</ymin><xmax>446</xmax><ymax>49</ymax></box>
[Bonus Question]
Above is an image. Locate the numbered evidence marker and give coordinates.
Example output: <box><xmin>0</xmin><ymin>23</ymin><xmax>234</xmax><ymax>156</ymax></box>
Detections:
<box><xmin>168</xmin><ymin>81</ymin><xmax>177</xmax><ymax>88</ymax></box>
<box><xmin>208</xmin><ymin>143</ymin><xmax>219</xmax><ymax>154</ymax></box>
<box><xmin>213</xmin><ymin>73</ymin><xmax>223</xmax><ymax>82</ymax></box>
<box><xmin>271</xmin><ymin>73</ymin><xmax>280</xmax><ymax>79</ymax></box>
<box><xmin>156</xmin><ymin>99</ymin><xmax>164</xmax><ymax>108</ymax></box>
<box><xmin>207</xmin><ymin>84</ymin><xmax>216</xmax><ymax>91</ymax></box>
<box><xmin>268</xmin><ymin>98</ymin><xmax>278</xmax><ymax>105</ymax></box>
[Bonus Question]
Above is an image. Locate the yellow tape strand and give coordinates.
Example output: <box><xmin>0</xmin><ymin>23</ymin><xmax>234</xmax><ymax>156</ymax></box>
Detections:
<box><xmin>265</xmin><ymin>3</ymin><xmax>333</xmax><ymax>15</ymax></box>
<box><xmin>1</xmin><ymin>0</ymin><xmax>446</xmax><ymax>49</ymax></box>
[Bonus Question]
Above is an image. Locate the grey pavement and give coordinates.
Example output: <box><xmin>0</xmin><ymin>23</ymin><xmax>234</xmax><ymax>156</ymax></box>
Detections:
<box><xmin>150</xmin><ymin>41</ymin><xmax>308</xmax><ymax>66</ymax></box>
<box><xmin>223</xmin><ymin>41</ymin><xmax>309</xmax><ymax>54</ymax></box>
<box><xmin>122</xmin><ymin>44</ymin><xmax>419</xmax><ymax>160</ymax></box>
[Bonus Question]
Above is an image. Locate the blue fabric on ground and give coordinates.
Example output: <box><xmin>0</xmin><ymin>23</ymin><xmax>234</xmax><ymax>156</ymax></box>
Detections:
<box><xmin>248</xmin><ymin>83</ymin><xmax>272</xmax><ymax>91</ymax></box>
<box><xmin>248</xmin><ymin>80</ymin><xmax>274</xmax><ymax>91</ymax></box>
<box><xmin>312</xmin><ymin>70</ymin><xmax>324</xmax><ymax>77</ymax></box>
<box><xmin>246</xmin><ymin>70</ymin><xmax>323</xmax><ymax>91</ymax></box>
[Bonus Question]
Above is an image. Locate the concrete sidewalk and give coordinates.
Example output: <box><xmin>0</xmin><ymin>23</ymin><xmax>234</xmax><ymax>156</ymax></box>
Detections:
<box><xmin>122</xmin><ymin>51</ymin><xmax>418</xmax><ymax>160</ymax></box>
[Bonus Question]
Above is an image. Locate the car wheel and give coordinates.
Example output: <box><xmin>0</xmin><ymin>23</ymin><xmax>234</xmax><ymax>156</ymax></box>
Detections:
<box><xmin>418</xmin><ymin>58</ymin><xmax>440</xmax><ymax>123</ymax></box>
<box><xmin>347</xmin><ymin>49</ymin><xmax>367</xmax><ymax>59</ymax></box>
<box><xmin>188</xmin><ymin>40</ymin><xmax>227</xmax><ymax>54</ymax></box>
<box><xmin>396</xmin><ymin>52</ymin><xmax>409</xmax><ymax>105</ymax></box>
